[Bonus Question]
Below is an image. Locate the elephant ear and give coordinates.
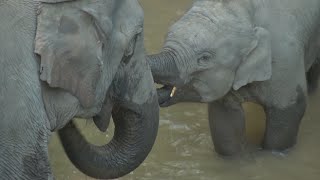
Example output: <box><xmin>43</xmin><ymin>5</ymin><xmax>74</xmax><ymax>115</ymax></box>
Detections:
<box><xmin>35</xmin><ymin>2</ymin><xmax>104</xmax><ymax>108</ymax></box>
<box><xmin>232</xmin><ymin>27</ymin><xmax>272</xmax><ymax>90</ymax></box>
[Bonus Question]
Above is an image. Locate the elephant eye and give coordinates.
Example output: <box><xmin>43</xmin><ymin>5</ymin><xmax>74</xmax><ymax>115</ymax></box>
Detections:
<box><xmin>122</xmin><ymin>33</ymin><xmax>140</xmax><ymax>65</ymax></box>
<box><xmin>197</xmin><ymin>52</ymin><xmax>214</xmax><ymax>65</ymax></box>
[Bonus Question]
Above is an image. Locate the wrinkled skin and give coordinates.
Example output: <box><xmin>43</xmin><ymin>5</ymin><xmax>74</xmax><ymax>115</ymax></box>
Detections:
<box><xmin>148</xmin><ymin>0</ymin><xmax>320</xmax><ymax>156</ymax></box>
<box><xmin>0</xmin><ymin>0</ymin><xmax>159</xmax><ymax>179</ymax></box>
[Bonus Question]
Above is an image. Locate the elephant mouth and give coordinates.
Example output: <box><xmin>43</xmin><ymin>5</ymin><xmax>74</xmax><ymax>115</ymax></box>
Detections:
<box><xmin>157</xmin><ymin>85</ymin><xmax>179</xmax><ymax>107</ymax></box>
<box><xmin>157</xmin><ymin>84</ymin><xmax>202</xmax><ymax>106</ymax></box>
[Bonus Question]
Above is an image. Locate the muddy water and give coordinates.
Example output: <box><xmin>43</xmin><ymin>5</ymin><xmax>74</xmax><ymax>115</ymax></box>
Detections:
<box><xmin>49</xmin><ymin>0</ymin><xmax>320</xmax><ymax>179</ymax></box>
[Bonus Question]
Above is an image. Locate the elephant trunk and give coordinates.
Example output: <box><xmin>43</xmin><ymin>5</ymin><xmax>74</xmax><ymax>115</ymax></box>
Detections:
<box><xmin>147</xmin><ymin>51</ymin><xmax>180</xmax><ymax>85</ymax></box>
<box><xmin>58</xmin><ymin>94</ymin><xmax>159</xmax><ymax>179</ymax></box>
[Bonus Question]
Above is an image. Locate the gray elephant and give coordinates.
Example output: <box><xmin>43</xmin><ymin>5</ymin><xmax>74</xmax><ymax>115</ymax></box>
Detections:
<box><xmin>148</xmin><ymin>0</ymin><xmax>320</xmax><ymax>156</ymax></box>
<box><xmin>0</xmin><ymin>0</ymin><xmax>158</xmax><ymax>179</ymax></box>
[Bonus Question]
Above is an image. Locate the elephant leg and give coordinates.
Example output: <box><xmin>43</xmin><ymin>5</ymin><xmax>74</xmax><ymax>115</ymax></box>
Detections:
<box><xmin>259</xmin><ymin>37</ymin><xmax>308</xmax><ymax>151</ymax></box>
<box><xmin>263</xmin><ymin>87</ymin><xmax>307</xmax><ymax>151</ymax></box>
<box><xmin>208</xmin><ymin>100</ymin><xmax>246</xmax><ymax>156</ymax></box>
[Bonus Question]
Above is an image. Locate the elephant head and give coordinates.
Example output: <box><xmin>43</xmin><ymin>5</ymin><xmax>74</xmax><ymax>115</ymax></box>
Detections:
<box><xmin>148</xmin><ymin>0</ymin><xmax>272</xmax><ymax>106</ymax></box>
<box><xmin>35</xmin><ymin>0</ymin><xmax>158</xmax><ymax>179</ymax></box>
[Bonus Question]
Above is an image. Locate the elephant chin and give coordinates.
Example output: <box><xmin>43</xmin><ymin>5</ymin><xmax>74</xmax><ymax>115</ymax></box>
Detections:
<box><xmin>57</xmin><ymin>94</ymin><xmax>159</xmax><ymax>179</ymax></box>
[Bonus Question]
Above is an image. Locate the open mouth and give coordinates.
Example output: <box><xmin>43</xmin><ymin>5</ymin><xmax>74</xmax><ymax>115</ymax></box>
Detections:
<box><xmin>157</xmin><ymin>85</ymin><xmax>178</xmax><ymax>107</ymax></box>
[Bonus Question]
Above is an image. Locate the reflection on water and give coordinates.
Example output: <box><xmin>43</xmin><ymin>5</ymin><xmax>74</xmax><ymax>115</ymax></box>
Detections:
<box><xmin>49</xmin><ymin>0</ymin><xmax>320</xmax><ymax>179</ymax></box>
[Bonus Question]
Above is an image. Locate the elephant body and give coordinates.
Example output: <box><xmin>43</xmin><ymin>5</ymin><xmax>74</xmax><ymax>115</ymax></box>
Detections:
<box><xmin>0</xmin><ymin>1</ymin><xmax>51</xmax><ymax>179</ymax></box>
<box><xmin>148</xmin><ymin>0</ymin><xmax>320</xmax><ymax>156</ymax></box>
<box><xmin>0</xmin><ymin>0</ymin><xmax>158</xmax><ymax>179</ymax></box>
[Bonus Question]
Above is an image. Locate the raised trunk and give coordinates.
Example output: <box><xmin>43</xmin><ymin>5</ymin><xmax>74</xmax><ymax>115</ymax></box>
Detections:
<box><xmin>57</xmin><ymin>94</ymin><xmax>159</xmax><ymax>179</ymax></box>
<box><xmin>147</xmin><ymin>51</ymin><xmax>180</xmax><ymax>85</ymax></box>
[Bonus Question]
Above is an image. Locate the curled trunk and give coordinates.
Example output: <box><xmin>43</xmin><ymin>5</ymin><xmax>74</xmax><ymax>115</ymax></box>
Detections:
<box><xmin>58</xmin><ymin>94</ymin><xmax>159</xmax><ymax>179</ymax></box>
<box><xmin>147</xmin><ymin>51</ymin><xmax>180</xmax><ymax>85</ymax></box>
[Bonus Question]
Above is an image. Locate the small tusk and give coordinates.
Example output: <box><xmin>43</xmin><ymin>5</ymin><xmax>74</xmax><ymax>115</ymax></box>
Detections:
<box><xmin>170</xmin><ymin>87</ymin><xmax>177</xmax><ymax>97</ymax></box>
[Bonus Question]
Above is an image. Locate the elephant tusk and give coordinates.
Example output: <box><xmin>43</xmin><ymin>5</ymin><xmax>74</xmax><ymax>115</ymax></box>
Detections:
<box><xmin>170</xmin><ymin>87</ymin><xmax>177</xmax><ymax>97</ymax></box>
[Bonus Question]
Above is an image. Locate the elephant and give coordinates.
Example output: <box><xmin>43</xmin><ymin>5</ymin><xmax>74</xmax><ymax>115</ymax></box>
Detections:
<box><xmin>0</xmin><ymin>0</ymin><xmax>159</xmax><ymax>179</ymax></box>
<box><xmin>148</xmin><ymin>0</ymin><xmax>320</xmax><ymax>156</ymax></box>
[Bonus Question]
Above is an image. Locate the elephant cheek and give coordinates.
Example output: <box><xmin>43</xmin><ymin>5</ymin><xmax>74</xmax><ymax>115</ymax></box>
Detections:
<box><xmin>193</xmin><ymin>68</ymin><xmax>235</xmax><ymax>102</ymax></box>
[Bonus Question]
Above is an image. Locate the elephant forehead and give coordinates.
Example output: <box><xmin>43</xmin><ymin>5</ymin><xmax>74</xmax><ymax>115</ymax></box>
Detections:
<box><xmin>166</xmin><ymin>21</ymin><xmax>219</xmax><ymax>56</ymax></box>
<box><xmin>169</xmin><ymin>21</ymin><xmax>213</xmax><ymax>43</ymax></box>
<box><xmin>188</xmin><ymin>0</ymin><xmax>253</xmax><ymax>34</ymax></box>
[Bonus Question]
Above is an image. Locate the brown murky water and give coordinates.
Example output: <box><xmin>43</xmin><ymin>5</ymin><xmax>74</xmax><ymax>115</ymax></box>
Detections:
<box><xmin>49</xmin><ymin>0</ymin><xmax>320</xmax><ymax>179</ymax></box>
